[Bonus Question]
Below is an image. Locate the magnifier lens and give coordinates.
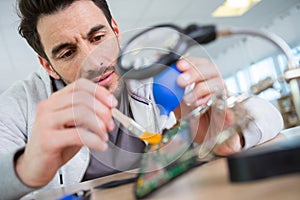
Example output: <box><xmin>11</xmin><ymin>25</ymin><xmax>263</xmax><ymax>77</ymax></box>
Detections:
<box><xmin>120</xmin><ymin>26</ymin><xmax>181</xmax><ymax>70</ymax></box>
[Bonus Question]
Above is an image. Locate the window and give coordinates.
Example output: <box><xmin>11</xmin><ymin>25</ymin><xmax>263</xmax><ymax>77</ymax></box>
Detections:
<box><xmin>225</xmin><ymin>76</ymin><xmax>240</xmax><ymax>94</ymax></box>
<box><xmin>224</xmin><ymin>45</ymin><xmax>300</xmax><ymax>102</ymax></box>
<box><xmin>249</xmin><ymin>57</ymin><xmax>277</xmax><ymax>83</ymax></box>
<box><xmin>236</xmin><ymin>68</ymin><xmax>251</xmax><ymax>93</ymax></box>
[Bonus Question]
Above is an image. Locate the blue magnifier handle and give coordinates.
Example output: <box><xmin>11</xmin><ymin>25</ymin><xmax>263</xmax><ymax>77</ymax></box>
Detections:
<box><xmin>153</xmin><ymin>63</ymin><xmax>184</xmax><ymax>116</ymax></box>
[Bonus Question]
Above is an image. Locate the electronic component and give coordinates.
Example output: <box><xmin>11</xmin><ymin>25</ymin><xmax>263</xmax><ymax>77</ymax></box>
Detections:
<box><xmin>227</xmin><ymin>136</ymin><xmax>300</xmax><ymax>182</ymax></box>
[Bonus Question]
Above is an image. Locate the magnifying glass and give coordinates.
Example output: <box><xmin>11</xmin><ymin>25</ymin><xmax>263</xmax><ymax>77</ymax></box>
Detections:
<box><xmin>117</xmin><ymin>24</ymin><xmax>218</xmax><ymax>116</ymax></box>
<box><xmin>116</xmin><ymin>24</ymin><xmax>217</xmax><ymax>79</ymax></box>
<box><xmin>117</xmin><ymin>23</ymin><xmax>300</xmax><ymax>118</ymax></box>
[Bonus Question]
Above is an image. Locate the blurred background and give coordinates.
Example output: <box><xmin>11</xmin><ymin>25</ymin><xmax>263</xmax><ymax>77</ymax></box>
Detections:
<box><xmin>0</xmin><ymin>0</ymin><xmax>299</xmax><ymax>128</ymax></box>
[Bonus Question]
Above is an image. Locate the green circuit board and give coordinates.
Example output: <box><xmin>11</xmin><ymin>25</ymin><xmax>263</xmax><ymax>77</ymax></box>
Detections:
<box><xmin>134</xmin><ymin>121</ymin><xmax>202</xmax><ymax>199</ymax></box>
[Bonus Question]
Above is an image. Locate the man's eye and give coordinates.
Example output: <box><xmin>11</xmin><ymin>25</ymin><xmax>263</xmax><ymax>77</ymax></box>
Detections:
<box><xmin>61</xmin><ymin>49</ymin><xmax>75</xmax><ymax>59</ymax></box>
<box><xmin>91</xmin><ymin>35</ymin><xmax>104</xmax><ymax>43</ymax></box>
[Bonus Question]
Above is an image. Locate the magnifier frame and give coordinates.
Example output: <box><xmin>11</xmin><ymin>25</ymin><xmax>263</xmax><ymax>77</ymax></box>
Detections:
<box><xmin>117</xmin><ymin>24</ymin><xmax>191</xmax><ymax>79</ymax></box>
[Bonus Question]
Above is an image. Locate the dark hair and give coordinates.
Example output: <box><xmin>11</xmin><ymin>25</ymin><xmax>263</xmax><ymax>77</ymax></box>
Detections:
<box><xmin>17</xmin><ymin>0</ymin><xmax>113</xmax><ymax>60</ymax></box>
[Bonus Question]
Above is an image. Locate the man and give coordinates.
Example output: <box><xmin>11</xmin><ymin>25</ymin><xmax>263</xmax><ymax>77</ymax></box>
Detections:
<box><xmin>0</xmin><ymin>0</ymin><xmax>283</xmax><ymax>199</ymax></box>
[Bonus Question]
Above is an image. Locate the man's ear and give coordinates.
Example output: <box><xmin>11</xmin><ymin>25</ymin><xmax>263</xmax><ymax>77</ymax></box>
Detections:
<box><xmin>38</xmin><ymin>55</ymin><xmax>60</xmax><ymax>79</ymax></box>
<box><xmin>111</xmin><ymin>18</ymin><xmax>121</xmax><ymax>41</ymax></box>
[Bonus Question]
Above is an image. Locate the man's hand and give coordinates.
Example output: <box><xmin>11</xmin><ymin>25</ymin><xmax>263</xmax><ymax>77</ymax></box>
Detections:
<box><xmin>15</xmin><ymin>79</ymin><xmax>117</xmax><ymax>187</ymax></box>
<box><xmin>176</xmin><ymin>57</ymin><xmax>225</xmax><ymax>107</ymax></box>
<box><xmin>213</xmin><ymin>132</ymin><xmax>245</xmax><ymax>156</ymax></box>
<box><xmin>175</xmin><ymin>57</ymin><xmax>243</xmax><ymax>156</ymax></box>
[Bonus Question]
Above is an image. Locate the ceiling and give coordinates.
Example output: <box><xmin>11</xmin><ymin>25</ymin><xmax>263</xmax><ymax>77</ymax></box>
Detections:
<box><xmin>108</xmin><ymin>0</ymin><xmax>300</xmax><ymax>56</ymax></box>
<box><xmin>0</xmin><ymin>0</ymin><xmax>299</xmax><ymax>92</ymax></box>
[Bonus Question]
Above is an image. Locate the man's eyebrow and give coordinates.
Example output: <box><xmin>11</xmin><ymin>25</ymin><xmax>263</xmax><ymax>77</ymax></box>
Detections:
<box><xmin>51</xmin><ymin>24</ymin><xmax>105</xmax><ymax>58</ymax></box>
<box><xmin>87</xmin><ymin>24</ymin><xmax>105</xmax><ymax>38</ymax></box>
<box><xmin>51</xmin><ymin>42</ymin><xmax>74</xmax><ymax>58</ymax></box>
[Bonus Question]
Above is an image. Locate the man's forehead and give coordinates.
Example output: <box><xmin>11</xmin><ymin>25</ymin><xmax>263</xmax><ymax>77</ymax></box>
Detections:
<box><xmin>36</xmin><ymin>1</ymin><xmax>109</xmax><ymax>50</ymax></box>
<box><xmin>37</xmin><ymin>0</ymin><xmax>107</xmax><ymax>30</ymax></box>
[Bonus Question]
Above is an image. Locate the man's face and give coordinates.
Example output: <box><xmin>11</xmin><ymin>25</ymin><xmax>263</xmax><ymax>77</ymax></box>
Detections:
<box><xmin>37</xmin><ymin>0</ymin><xmax>121</xmax><ymax>93</ymax></box>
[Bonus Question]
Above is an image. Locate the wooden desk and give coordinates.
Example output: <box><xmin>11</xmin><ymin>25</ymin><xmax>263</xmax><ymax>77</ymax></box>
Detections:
<box><xmin>23</xmin><ymin>127</ymin><xmax>300</xmax><ymax>200</ymax></box>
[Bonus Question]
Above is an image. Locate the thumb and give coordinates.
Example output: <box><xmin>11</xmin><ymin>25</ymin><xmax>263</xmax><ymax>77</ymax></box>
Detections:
<box><xmin>213</xmin><ymin>132</ymin><xmax>244</xmax><ymax>156</ymax></box>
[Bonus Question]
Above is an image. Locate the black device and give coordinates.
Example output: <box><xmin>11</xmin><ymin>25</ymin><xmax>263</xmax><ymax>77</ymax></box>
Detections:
<box><xmin>227</xmin><ymin>135</ymin><xmax>300</xmax><ymax>182</ymax></box>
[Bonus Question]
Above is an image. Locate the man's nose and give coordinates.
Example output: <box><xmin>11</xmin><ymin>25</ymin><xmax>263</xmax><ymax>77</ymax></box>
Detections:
<box><xmin>80</xmin><ymin>42</ymin><xmax>98</xmax><ymax>63</ymax></box>
<box><xmin>80</xmin><ymin>43</ymin><xmax>104</xmax><ymax>72</ymax></box>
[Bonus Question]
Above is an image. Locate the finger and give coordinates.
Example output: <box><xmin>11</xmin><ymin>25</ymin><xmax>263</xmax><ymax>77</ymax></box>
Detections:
<box><xmin>177</xmin><ymin>58</ymin><xmax>220</xmax><ymax>87</ymax></box>
<box><xmin>213</xmin><ymin>133</ymin><xmax>243</xmax><ymax>156</ymax></box>
<box><xmin>54</xmin><ymin>128</ymin><xmax>109</xmax><ymax>152</ymax></box>
<box><xmin>183</xmin><ymin>77</ymin><xmax>224</xmax><ymax>105</ymax></box>
<box><xmin>72</xmin><ymin>79</ymin><xmax>118</xmax><ymax>108</ymax></box>
<box><xmin>49</xmin><ymin>79</ymin><xmax>118</xmax><ymax>110</ymax></box>
<box><xmin>71</xmin><ymin>91</ymin><xmax>115</xmax><ymax>131</ymax></box>
<box><xmin>48</xmin><ymin>106</ymin><xmax>109</xmax><ymax>142</ymax></box>
<box><xmin>39</xmin><ymin>90</ymin><xmax>115</xmax><ymax>134</ymax></box>
<box><xmin>194</xmin><ymin>95</ymin><xmax>212</xmax><ymax>107</ymax></box>
<box><xmin>45</xmin><ymin>82</ymin><xmax>116</xmax><ymax>132</ymax></box>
